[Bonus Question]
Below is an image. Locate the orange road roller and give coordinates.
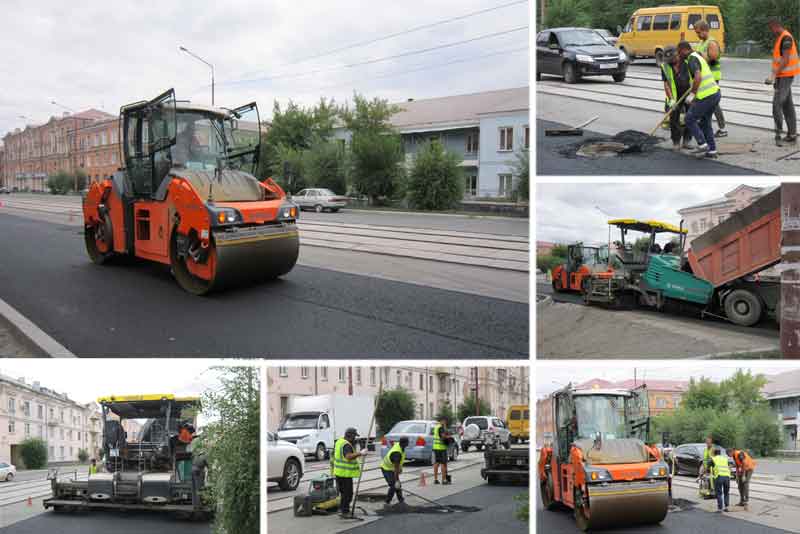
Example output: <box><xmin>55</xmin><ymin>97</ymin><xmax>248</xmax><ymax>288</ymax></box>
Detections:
<box><xmin>82</xmin><ymin>89</ymin><xmax>299</xmax><ymax>295</ymax></box>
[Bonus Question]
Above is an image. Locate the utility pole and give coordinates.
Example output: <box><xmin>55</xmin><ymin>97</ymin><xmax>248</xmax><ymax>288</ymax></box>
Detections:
<box><xmin>781</xmin><ymin>183</ymin><xmax>800</xmax><ymax>357</ymax></box>
<box><xmin>474</xmin><ymin>367</ymin><xmax>480</xmax><ymax>416</ymax></box>
<box><xmin>348</xmin><ymin>367</ymin><xmax>353</xmax><ymax>396</ymax></box>
<box><xmin>314</xmin><ymin>367</ymin><xmax>318</xmax><ymax>396</ymax></box>
<box><xmin>425</xmin><ymin>367</ymin><xmax>429</xmax><ymax>419</ymax></box>
<box><xmin>179</xmin><ymin>46</ymin><xmax>215</xmax><ymax>106</ymax></box>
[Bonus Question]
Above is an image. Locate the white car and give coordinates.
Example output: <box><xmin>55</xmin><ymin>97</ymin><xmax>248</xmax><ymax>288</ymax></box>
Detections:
<box><xmin>0</xmin><ymin>462</ymin><xmax>16</xmax><ymax>481</ymax></box>
<box><xmin>461</xmin><ymin>416</ymin><xmax>511</xmax><ymax>452</ymax></box>
<box><xmin>292</xmin><ymin>188</ymin><xmax>348</xmax><ymax>213</ymax></box>
<box><xmin>267</xmin><ymin>431</ymin><xmax>305</xmax><ymax>491</ymax></box>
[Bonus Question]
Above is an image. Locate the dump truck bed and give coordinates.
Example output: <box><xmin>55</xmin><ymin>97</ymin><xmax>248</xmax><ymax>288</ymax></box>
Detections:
<box><xmin>687</xmin><ymin>187</ymin><xmax>781</xmax><ymax>288</ymax></box>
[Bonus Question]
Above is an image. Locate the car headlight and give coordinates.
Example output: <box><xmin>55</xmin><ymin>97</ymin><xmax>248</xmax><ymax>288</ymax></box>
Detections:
<box><xmin>618</xmin><ymin>50</ymin><xmax>627</xmax><ymax>61</ymax></box>
<box><xmin>278</xmin><ymin>203</ymin><xmax>298</xmax><ymax>221</ymax></box>
<box><xmin>576</xmin><ymin>54</ymin><xmax>595</xmax><ymax>63</ymax></box>
<box><xmin>646</xmin><ymin>462</ymin><xmax>669</xmax><ymax>478</ymax></box>
<box><xmin>585</xmin><ymin>467</ymin><xmax>613</xmax><ymax>482</ymax></box>
<box><xmin>209</xmin><ymin>206</ymin><xmax>242</xmax><ymax>226</ymax></box>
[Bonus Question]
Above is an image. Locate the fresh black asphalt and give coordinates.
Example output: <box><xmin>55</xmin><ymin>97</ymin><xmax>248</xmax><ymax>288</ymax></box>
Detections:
<box><xmin>1</xmin><ymin>510</ymin><xmax>210</xmax><ymax>533</ymax></box>
<box><xmin>536</xmin><ymin>119</ymin><xmax>769</xmax><ymax>175</ymax></box>
<box><xmin>0</xmin><ymin>213</ymin><xmax>528</xmax><ymax>357</ymax></box>
<box><xmin>343</xmin><ymin>484</ymin><xmax>528</xmax><ymax>534</ymax></box>
<box><xmin>537</xmin><ymin>495</ymin><xmax>792</xmax><ymax>534</ymax></box>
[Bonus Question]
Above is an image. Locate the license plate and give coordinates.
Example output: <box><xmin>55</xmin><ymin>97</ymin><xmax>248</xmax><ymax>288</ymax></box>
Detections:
<box><xmin>600</xmin><ymin>63</ymin><xmax>618</xmax><ymax>69</ymax></box>
<box><xmin>517</xmin><ymin>459</ymin><xmax>527</xmax><ymax>465</ymax></box>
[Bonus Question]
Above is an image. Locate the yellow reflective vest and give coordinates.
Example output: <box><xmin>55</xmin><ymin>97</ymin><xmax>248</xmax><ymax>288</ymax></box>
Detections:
<box><xmin>381</xmin><ymin>442</ymin><xmax>406</xmax><ymax>472</ymax></box>
<box><xmin>712</xmin><ymin>455</ymin><xmax>731</xmax><ymax>478</ymax></box>
<box><xmin>333</xmin><ymin>437</ymin><xmax>361</xmax><ymax>478</ymax></box>
<box><xmin>433</xmin><ymin>424</ymin><xmax>447</xmax><ymax>451</ymax></box>
<box><xmin>689</xmin><ymin>52</ymin><xmax>720</xmax><ymax>100</ymax></box>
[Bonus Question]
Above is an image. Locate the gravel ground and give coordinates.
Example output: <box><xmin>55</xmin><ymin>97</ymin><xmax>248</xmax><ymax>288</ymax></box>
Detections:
<box><xmin>0</xmin><ymin>318</ymin><xmax>40</xmax><ymax>357</ymax></box>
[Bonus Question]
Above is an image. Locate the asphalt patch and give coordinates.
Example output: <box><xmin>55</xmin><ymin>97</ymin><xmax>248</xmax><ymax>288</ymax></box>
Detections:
<box><xmin>559</xmin><ymin>130</ymin><xmax>664</xmax><ymax>159</ymax></box>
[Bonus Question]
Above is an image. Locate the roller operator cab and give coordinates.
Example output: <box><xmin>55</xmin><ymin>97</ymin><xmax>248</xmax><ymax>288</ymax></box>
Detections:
<box><xmin>552</xmin><ymin>242</ymin><xmax>608</xmax><ymax>293</ymax></box>
<box><xmin>539</xmin><ymin>386</ymin><xmax>670</xmax><ymax>531</ymax></box>
<box><xmin>82</xmin><ymin>89</ymin><xmax>300</xmax><ymax>295</ymax></box>
<box><xmin>44</xmin><ymin>394</ymin><xmax>211</xmax><ymax>518</ymax></box>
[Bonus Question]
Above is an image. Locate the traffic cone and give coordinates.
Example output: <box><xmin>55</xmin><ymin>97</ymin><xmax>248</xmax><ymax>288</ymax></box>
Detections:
<box><xmin>26</xmin><ymin>497</ymin><xmax>32</xmax><ymax>507</ymax></box>
<box><xmin>419</xmin><ymin>472</ymin><xmax>427</xmax><ymax>487</ymax></box>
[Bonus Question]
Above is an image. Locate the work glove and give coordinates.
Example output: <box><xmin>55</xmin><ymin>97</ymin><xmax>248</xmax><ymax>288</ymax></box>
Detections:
<box><xmin>685</xmin><ymin>93</ymin><xmax>695</xmax><ymax>105</ymax></box>
<box><xmin>765</xmin><ymin>74</ymin><xmax>776</xmax><ymax>85</ymax></box>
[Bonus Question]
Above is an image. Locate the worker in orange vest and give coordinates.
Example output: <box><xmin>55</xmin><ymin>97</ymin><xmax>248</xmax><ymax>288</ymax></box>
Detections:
<box><xmin>727</xmin><ymin>448</ymin><xmax>756</xmax><ymax>508</ymax></box>
<box><xmin>765</xmin><ymin>17</ymin><xmax>799</xmax><ymax>146</ymax></box>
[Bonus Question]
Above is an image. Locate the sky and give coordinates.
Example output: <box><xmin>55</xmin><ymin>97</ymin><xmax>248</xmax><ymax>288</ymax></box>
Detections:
<box><xmin>536</xmin><ymin>181</ymin><xmax>781</xmax><ymax>245</ymax></box>
<box><xmin>535</xmin><ymin>362</ymin><xmax>798</xmax><ymax>398</ymax></box>
<box><xmin>0</xmin><ymin>1</ymin><xmax>530</xmax><ymax>137</ymax></box>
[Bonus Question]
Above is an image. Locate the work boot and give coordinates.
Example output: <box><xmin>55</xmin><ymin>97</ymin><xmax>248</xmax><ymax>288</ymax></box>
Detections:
<box><xmin>434</xmin><ymin>479</ymin><xmax>440</xmax><ymax>485</ymax></box>
<box><xmin>784</xmin><ymin>134</ymin><xmax>798</xmax><ymax>144</ymax></box>
<box><xmin>705</xmin><ymin>150</ymin><xmax>719</xmax><ymax>159</ymax></box>
<box><xmin>715</xmin><ymin>129</ymin><xmax>728</xmax><ymax>138</ymax></box>
<box><xmin>692</xmin><ymin>144</ymin><xmax>710</xmax><ymax>158</ymax></box>
<box><xmin>682</xmin><ymin>139</ymin><xmax>693</xmax><ymax>149</ymax></box>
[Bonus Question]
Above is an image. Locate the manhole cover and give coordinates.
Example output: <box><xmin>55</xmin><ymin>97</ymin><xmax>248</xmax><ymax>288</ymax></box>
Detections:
<box><xmin>574</xmin><ymin>130</ymin><xmax>661</xmax><ymax>158</ymax></box>
<box><xmin>577</xmin><ymin>141</ymin><xmax>629</xmax><ymax>158</ymax></box>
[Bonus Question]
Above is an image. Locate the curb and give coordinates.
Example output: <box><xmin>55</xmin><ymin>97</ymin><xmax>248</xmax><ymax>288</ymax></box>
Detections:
<box><xmin>697</xmin><ymin>347</ymin><xmax>782</xmax><ymax>359</ymax></box>
<box><xmin>0</xmin><ymin>296</ymin><xmax>75</xmax><ymax>358</ymax></box>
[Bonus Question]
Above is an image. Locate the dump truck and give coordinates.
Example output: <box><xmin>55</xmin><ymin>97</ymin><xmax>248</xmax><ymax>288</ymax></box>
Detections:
<box><xmin>464</xmin><ymin>422</ymin><xmax>529</xmax><ymax>484</ymax></box>
<box><xmin>82</xmin><ymin>88</ymin><xmax>299</xmax><ymax>295</ymax></box>
<box><xmin>551</xmin><ymin>243</ymin><xmax>607</xmax><ymax>293</ymax></box>
<box><xmin>44</xmin><ymin>394</ymin><xmax>210</xmax><ymax>519</ymax></box>
<box><xmin>538</xmin><ymin>385</ymin><xmax>669</xmax><ymax>531</ymax></box>
<box><xmin>583</xmin><ymin>189</ymin><xmax>782</xmax><ymax>326</ymax></box>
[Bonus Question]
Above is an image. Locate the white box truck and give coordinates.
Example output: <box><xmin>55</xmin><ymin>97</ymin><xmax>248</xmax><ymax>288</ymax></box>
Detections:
<box><xmin>276</xmin><ymin>394</ymin><xmax>375</xmax><ymax>461</ymax></box>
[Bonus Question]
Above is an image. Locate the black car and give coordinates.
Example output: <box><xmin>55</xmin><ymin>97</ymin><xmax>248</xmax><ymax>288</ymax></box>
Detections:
<box><xmin>0</xmin><ymin>187</ymin><xmax>9</xmax><ymax>194</ymax></box>
<box><xmin>536</xmin><ymin>27</ymin><xmax>628</xmax><ymax>84</ymax></box>
<box><xmin>668</xmin><ymin>443</ymin><xmax>737</xmax><ymax>477</ymax></box>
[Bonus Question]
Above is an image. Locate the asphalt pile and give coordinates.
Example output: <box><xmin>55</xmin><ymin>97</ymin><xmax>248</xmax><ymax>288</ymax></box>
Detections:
<box><xmin>558</xmin><ymin>130</ymin><xmax>663</xmax><ymax>159</ymax></box>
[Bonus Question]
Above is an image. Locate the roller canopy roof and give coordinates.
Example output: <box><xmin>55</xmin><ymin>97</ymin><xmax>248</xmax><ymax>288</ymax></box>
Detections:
<box><xmin>607</xmin><ymin>219</ymin><xmax>687</xmax><ymax>234</ymax></box>
<box><xmin>97</xmin><ymin>394</ymin><xmax>200</xmax><ymax>419</ymax></box>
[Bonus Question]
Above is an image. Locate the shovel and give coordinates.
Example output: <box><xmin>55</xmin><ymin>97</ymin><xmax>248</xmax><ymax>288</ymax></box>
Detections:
<box><xmin>647</xmin><ymin>88</ymin><xmax>693</xmax><ymax>138</ymax></box>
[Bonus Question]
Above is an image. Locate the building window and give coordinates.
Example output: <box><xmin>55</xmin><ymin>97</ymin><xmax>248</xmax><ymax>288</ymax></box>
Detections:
<box><xmin>8</xmin><ymin>420</ymin><xmax>14</xmax><ymax>434</ymax></box>
<box><xmin>429</xmin><ymin>375</ymin><xmax>434</xmax><ymax>392</ymax></box>
<box><xmin>418</xmin><ymin>403</ymin><xmax>424</xmax><ymax>418</ymax></box>
<box><xmin>396</xmin><ymin>370</ymin><xmax>402</xmax><ymax>387</ymax></box>
<box><xmin>320</xmin><ymin>367</ymin><xmax>328</xmax><ymax>381</ymax></box>
<box><xmin>524</xmin><ymin>126</ymin><xmax>530</xmax><ymax>149</ymax></box>
<box><xmin>656</xmin><ymin>398</ymin><xmax>668</xmax><ymax>409</ymax></box>
<box><xmin>466</xmin><ymin>133</ymin><xmax>479</xmax><ymax>153</ymax></box>
<box><xmin>300</xmin><ymin>367</ymin><xmax>309</xmax><ymax>379</ymax></box>
<box><xmin>419</xmin><ymin>373</ymin><xmax>424</xmax><ymax>391</ymax></box>
<box><xmin>499</xmin><ymin>127</ymin><xmax>513</xmax><ymax>151</ymax></box>
<box><xmin>37</xmin><ymin>405</ymin><xmax>43</xmax><ymax>419</ymax></box>
<box><xmin>25</xmin><ymin>423</ymin><xmax>30</xmax><ymax>437</ymax></box>
<box><xmin>278</xmin><ymin>366</ymin><xmax>288</xmax><ymax>377</ymax></box>
<box><xmin>383</xmin><ymin>368</ymin><xmax>390</xmax><ymax>385</ymax></box>
<box><xmin>464</xmin><ymin>175</ymin><xmax>477</xmax><ymax>197</ymax></box>
<box><xmin>700</xmin><ymin>218</ymin><xmax>707</xmax><ymax>232</ymax></box>
<box><xmin>60</xmin><ymin>446</ymin><xmax>64</xmax><ymax>460</ymax></box>
<box><xmin>23</xmin><ymin>401</ymin><xmax>30</xmax><ymax>416</ymax></box>
<box><xmin>498</xmin><ymin>174</ymin><xmax>513</xmax><ymax>197</ymax></box>
<box><xmin>338</xmin><ymin>367</ymin><xmax>346</xmax><ymax>382</ymax></box>
<box><xmin>370</xmin><ymin>367</ymin><xmax>376</xmax><ymax>386</ymax></box>
<box><xmin>356</xmin><ymin>368</ymin><xmax>362</xmax><ymax>384</ymax></box>
<box><xmin>7</xmin><ymin>398</ymin><xmax>15</xmax><ymax>414</ymax></box>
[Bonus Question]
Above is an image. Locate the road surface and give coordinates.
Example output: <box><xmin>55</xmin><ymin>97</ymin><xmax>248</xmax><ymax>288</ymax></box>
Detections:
<box><xmin>0</xmin><ymin>197</ymin><xmax>528</xmax><ymax>357</ymax></box>
<box><xmin>1</xmin><ymin>509</ymin><xmax>210</xmax><ymax>533</ymax></box>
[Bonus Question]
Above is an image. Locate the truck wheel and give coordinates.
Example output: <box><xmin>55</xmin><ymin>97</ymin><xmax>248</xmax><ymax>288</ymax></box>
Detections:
<box><xmin>563</xmin><ymin>62</ymin><xmax>579</xmax><ymax>84</ymax></box>
<box><xmin>85</xmin><ymin>215</ymin><xmax>114</xmax><ymax>265</ymax></box>
<box><xmin>279</xmin><ymin>458</ymin><xmax>302</xmax><ymax>491</ymax></box>
<box><xmin>724</xmin><ymin>289</ymin><xmax>762</xmax><ymax>326</ymax></box>
<box><xmin>315</xmin><ymin>443</ymin><xmax>326</xmax><ymax>462</ymax></box>
<box><xmin>475</xmin><ymin>444</ymin><xmax>484</xmax><ymax>452</ymax></box>
<box><xmin>541</xmin><ymin>477</ymin><xmax>558</xmax><ymax>510</ymax></box>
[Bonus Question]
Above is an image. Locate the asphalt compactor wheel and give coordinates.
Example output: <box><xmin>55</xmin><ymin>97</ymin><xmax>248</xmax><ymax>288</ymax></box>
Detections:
<box><xmin>85</xmin><ymin>215</ymin><xmax>115</xmax><ymax>265</ymax></box>
<box><xmin>171</xmin><ymin>225</ymin><xmax>300</xmax><ymax>295</ymax></box>
<box><xmin>575</xmin><ymin>480</ymin><xmax>669</xmax><ymax>531</ymax></box>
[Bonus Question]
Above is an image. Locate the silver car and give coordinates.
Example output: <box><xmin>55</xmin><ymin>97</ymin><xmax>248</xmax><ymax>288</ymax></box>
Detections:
<box><xmin>461</xmin><ymin>416</ymin><xmax>511</xmax><ymax>452</ymax></box>
<box><xmin>380</xmin><ymin>420</ymin><xmax>460</xmax><ymax>465</ymax></box>
<box><xmin>293</xmin><ymin>188</ymin><xmax>348</xmax><ymax>213</ymax></box>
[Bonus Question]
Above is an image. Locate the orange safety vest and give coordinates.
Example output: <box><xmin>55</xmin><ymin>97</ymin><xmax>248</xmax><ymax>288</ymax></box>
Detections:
<box><xmin>774</xmin><ymin>30</ymin><xmax>800</xmax><ymax>78</ymax></box>
<box><xmin>733</xmin><ymin>449</ymin><xmax>756</xmax><ymax>472</ymax></box>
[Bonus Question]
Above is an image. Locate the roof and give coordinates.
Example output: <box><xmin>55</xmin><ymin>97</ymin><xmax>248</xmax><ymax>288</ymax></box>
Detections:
<box><xmin>762</xmin><ymin>369</ymin><xmax>800</xmax><ymax>398</ymax></box>
<box><xmin>388</xmin><ymin>86</ymin><xmax>528</xmax><ymax>133</ymax></box>
<box><xmin>608</xmin><ymin>219</ymin><xmax>687</xmax><ymax>234</ymax></box>
<box><xmin>678</xmin><ymin>185</ymin><xmax>773</xmax><ymax>213</ymax></box>
<box><xmin>70</xmin><ymin>109</ymin><xmax>115</xmax><ymax>121</ymax></box>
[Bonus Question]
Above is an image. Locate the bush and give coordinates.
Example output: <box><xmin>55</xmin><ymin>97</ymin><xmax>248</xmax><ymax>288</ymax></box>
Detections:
<box><xmin>19</xmin><ymin>438</ymin><xmax>47</xmax><ymax>469</ymax></box>
<box><xmin>457</xmin><ymin>394</ymin><xmax>492</xmax><ymax>423</ymax></box>
<box><xmin>513</xmin><ymin>150</ymin><xmax>529</xmax><ymax>201</ymax></box>
<box><xmin>407</xmin><ymin>141</ymin><xmax>462</xmax><ymax>211</ymax></box>
<box><xmin>744</xmin><ymin>407</ymin><xmax>784</xmax><ymax>456</ymax></box>
<box><xmin>435</xmin><ymin>402</ymin><xmax>456</xmax><ymax>426</ymax></box>
<box><xmin>375</xmin><ymin>389</ymin><xmax>416</xmax><ymax>435</ymax></box>
<box><xmin>349</xmin><ymin>134</ymin><xmax>404</xmax><ymax>205</ymax></box>
<box><xmin>77</xmin><ymin>448</ymin><xmax>89</xmax><ymax>463</ymax></box>
<box><xmin>304</xmin><ymin>139</ymin><xmax>347</xmax><ymax>194</ymax></box>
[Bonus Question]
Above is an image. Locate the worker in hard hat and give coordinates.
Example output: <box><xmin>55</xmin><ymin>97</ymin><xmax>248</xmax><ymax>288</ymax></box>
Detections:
<box><xmin>766</xmin><ymin>16</ymin><xmax>798</xmax><ymax>146</ymax></box>
<box><xmin>432</xmin><ymin>417</ymin><xmax>452</xmax><ymax>485</ymax></box>
<box><xmin>333</xmin><ymin>427</ymin><xmax>368</xmax><ymax>519</ymax></box>
<box><xmin>711</xmin><ymin>447</ymin><xmax>731</xmax><ymax>512</ymax></box>
<box><xmin>728</xmin><ymin>447</ymin><xmax>756</xmax><ymax>509</ymax></box>
<box><xmin>381</xmin><ymin>436</ymin><xmax>409</xmax><ymax>509</ymax></box>
<box><xmin>660</xmin><ymin>45</ymin><xmax>692</xmax><ymax>150</ymax></box>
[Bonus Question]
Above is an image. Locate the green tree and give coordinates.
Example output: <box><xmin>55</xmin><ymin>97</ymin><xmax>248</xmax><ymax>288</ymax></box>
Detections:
<box><xmin>407</xmin><ymin>141</ymin><xmax>462</xmax><ymax>210</ymax></box>
<box><xmin>682</xmin><ymin>377</ymin><xmax>724</xmax><ymax>411</ymax></box>
<box><xmin>457</xmin><ymin>394</ymin><xmax>491</xmax><ymax>422</ymax></box>
<box><xmin>744</xmin><ymin>407</ymin><xmax>784</xmax><ymax>456</ymax></box>
<box><xmin>77</xmin><ymin>448</ymin><xmax>89</xmax><ymax>463</ymax></box>
<box><xmin>719</xmin><ymin>370</ymin><xmax>768</xmax><ymax>413</ymax></box>
<box><xmin>513</xmin><ymin>150</ymin><xmax>530</xmax><ymax>201</ymax></box>
<box><xmin>47</xmin><ymin>170</ymin><xmax>72</xmax><ymax>195</ymax></box>
<box><xmin>551</xmin><ymin>244</ymin><xmax>568</xmax><ymax>258</ymax></box>
<box><xmin>707</xmin><ymin>411</ymin><xmax>745</xmax><ymax>449</ymax></box>
<box><xmin>740</xmin><ymin>1</ymin><xmax>799</xmax><ymax>49</ymax></box>
<box><xmin>19</xmin><ymin>438</ymin><xmax>47</xmax><ymax>469</ymax></box>
<box><xmin>202</xmin><ymin>367</ymin><xmax>260</xmax><ymax>534</ymax></box>
<box><xmin>537</xmin><ymin>254</ymin><xmax>566</xmax><ymax>273</ymax></box>
<box><xmin>435</xmin><ymin>401</ymin><xmax>456</xmax><ymax>426</ymax></box>
<box><xmin>272</xmin><ymin>144</ymin><xmax>307</xmax><ymax>193</ymax></box>
<box><xmin>304</xmin><ymin>138</ymin><xmax>347</xmax><ymax>194</ymax></box>
<box><xmin>375</xmin><ymin>389</ymin><xmax>416</xmax><ymax>435</ymax></box>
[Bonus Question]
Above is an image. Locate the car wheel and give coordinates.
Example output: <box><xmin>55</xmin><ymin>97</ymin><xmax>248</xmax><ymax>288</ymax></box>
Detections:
<box><xmin>475</xmin><ymin>444</ymin><xmax>484</xmax><ymax>452</ymax></box>
<box><xmin>315</xmin><ymin>443</ymin><xmax>326</xmax><ymax>462</ymax></box>
<box><xmin>5</xmin><ymin>473</ymin><xmax>12</xmax><ymax>482</ymax></box>
<box><xmin>314</xmin><ymin>204</ymin><xmax>323</xmax><ymax>213</ymax></box>
<box><xmin>461</xmin><ymin>443</ymin><xmax>469</xmax><ymax>453</ymax></box>
<box><xmin>278</xmin><ymin>458</ymin><xmax>302</xmax><ymax>491</ymax></box>
<box><xmin>503</xmin><ymin>439</ymin><xmax>511</xmax><ymax>450</ymax></box>
<box><xmin>563</xmin><ymin>62</ymin><xmax>579</xmax><ymax>84</ymax></box>
<box><xmin>331</xmin><ymin>208</ymin><xmax>340</xmax><ymax>213</ymax></box>
<box><xmin>612</xmin><ymin>73</ymin><xmax>626</xmax><ymax>83</ymax></box>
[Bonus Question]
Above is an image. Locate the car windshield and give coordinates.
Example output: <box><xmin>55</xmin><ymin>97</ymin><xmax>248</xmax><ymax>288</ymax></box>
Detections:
<box><xmin>574</xmin><ymin>395</ymin><xmax>627</xmax><ymax>440</ymax></box>
<box><xmin>390</xmin><ymin>422</ymin><xmax>428</xmax><ymax>434</ymax></box>
<box><xmin>279</xmin><ymin>414</ymin><xmax>318</xmax><ymax>430</ymax></box>
<box><xmin>464</xmin><ymin>417</ymin><xmax>488</xmax><ymax>430</ymax></box>
<box><xmin>319</xmin><ymin>189</ymin><xmax>336</xmax><ymax>196</ymax></box>
<box><xmin>596</xmin><ymin>29</ymin><xmax>611</xmax><ymax>38</ymax></box>
<box><xmin>561</xmin><ymin>29</ymin><xmax>610</xmax><ymax>47</ymax></box>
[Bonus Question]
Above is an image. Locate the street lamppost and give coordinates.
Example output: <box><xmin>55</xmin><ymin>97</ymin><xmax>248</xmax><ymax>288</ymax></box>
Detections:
<box><xmin>179</xmin><ymin>46</ymin><xmax>215</xmax><ymax>106</ymax></box>
<box><xmin>50</xmin><ymin>100</ymin><xmax>76</xmax><ymax>113</ymax></box>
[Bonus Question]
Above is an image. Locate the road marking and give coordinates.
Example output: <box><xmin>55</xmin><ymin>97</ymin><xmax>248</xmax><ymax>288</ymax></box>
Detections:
<box><xmin>0</xmin><ymin>296</ymin><xmax>75</xmax><ymax>358</ymax></box>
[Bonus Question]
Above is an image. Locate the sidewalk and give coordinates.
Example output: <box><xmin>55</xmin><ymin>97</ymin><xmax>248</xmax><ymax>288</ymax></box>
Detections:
<box><xmin>0</xmin><ymin>317</ymin><xmax>41</xmax><ymax>357</ymax></box>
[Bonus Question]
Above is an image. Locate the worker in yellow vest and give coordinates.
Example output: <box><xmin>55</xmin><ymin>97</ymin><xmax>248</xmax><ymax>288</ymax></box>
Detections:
<box><xmin>433</xmin><ymin>417</ymin><xmax>452</xmax><ymax>485</ymax></box>
<box><xmin>660</xmin><ymin>45</ymin><xmax>692</xmax><ymax>150</ymax></box>
<box><xmin>381</xmin><ymin>436</ymin><xmax>409</xmax><ymax>509</ymax></box>
<box><xmin>766</xmin><ymin>17</ymin><xmax>798</xmax><ymax>146</ymax></box>
<box><xmin>89</xmin><ymin>458</ymin><xmax>98</xmax><ymax>475</ymax></box>
<box><xmin>711</xmin><ymin>447</ymin><xmax>731</xmax><ymax>512</ymax></box>
<box><xmin>333</xmin><ymin>427</ymin><xmax>368</xmax><ymax>519</ymax></box>
<box><xmin>678</xmin><ymin>41</ymin><xmax>721</xmax><ymax>159</ymax></box>
<box><xmin>694</xmin><ymin>20</ymin><xmax>727</xmax><ymax>138</ymax></box>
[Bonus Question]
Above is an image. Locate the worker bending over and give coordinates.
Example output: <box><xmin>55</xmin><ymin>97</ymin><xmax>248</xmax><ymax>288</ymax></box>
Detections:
<box><xmin>333</xmin><ymin>427</ymin><xmax>368</xmax><ymax>519</ymax></box>
<box><xmin>698</xmin><ymin>436</ymin><xmax>716</xmax><ymax>497</ymax></box>
<box><xmin>433</xmin><ymin>417</ymin><xmax>452</xmax><ymax>485</ymax></box>
<box><xmin>728</xmin><ymin>447</ymin><xmax>756</xmax><ymax>508</ymax></box>
<box><xmin>678</xmin><ymin>40</ymin><xmax>721</xmax><ymax>159</ymax></box>
<box><xmin>661</xmin><ymin>45</ymin><xmax>692</xmax><ymax>150</ymax></box>
<box><xmin>381</xmin><ymin>437</ymin><xmax>409</xmax><ymax>509</ymax></box>
<box><xmin>712</xmin><ymin>447</ymin><xmax>731</xmax><ymax>512</ymax></box>
<box><xmin>694</xmin><ymin>20</ymin><xmax>727</xmax><ymax>137</ymax></box>
<box><xmin>766</xmin><ymin>17</ymin><xmax>798</xmax><ymax>146</ymax></box>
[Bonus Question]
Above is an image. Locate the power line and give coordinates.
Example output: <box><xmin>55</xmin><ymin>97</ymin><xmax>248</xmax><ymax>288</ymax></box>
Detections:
<box><xmin>217</xmin><ymin>26</ymin><xmax>529</xmax><ymax>88</ymax></box>
<box><xmin>241</xmin><ymin>0</ymin><xmax>529</xmax><ymax>77</ymax></box>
